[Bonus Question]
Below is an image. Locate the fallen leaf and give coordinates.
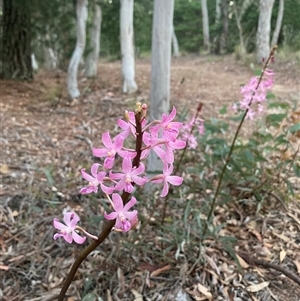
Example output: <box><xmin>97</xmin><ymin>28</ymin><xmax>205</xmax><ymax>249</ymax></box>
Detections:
<box><xmin>272</xmin><ymin>231</ymin><xmax>290</xmax><ymax>242</ymax></box>
<box><xmin>235</xmin><ymin>253</ymin><xmax>249</xmax><ymax>269</ymax></box>
<box><xmin>248</xmin><ymin>229</ymin><xmax>263</xmax><ymax>242</ymax></box>
<box><xmin>131</xmin><ymin>289</ymin><xmax>143</xmax><ymax>301</ymax></box>
<box><xmin>107</xmin><ymin>289</ymin><xmax>112</xmax><ymax>301</ymax></box>
<box><xmin>0</xmin><ymin>164</ymin><xmax>10</xmax><ymax>174</ymax></box>
<box><xmin>150</xmin><ymin>265</ymin><xmax>171</xmax><ymax>277</ymax></box>
<box><xmin>246</xmin><ymin>281</ymin><xmax>269</xmax><ymax>292</ymax></box>
<box><xmin>197</xmin><ymin>283</ymin><xmax>212</xmax><ymax>299</ymax></box>
<box><xmin>279</xmin><ymin>249</ymin><xmax>286</xmax><ymax>262</ymax></box>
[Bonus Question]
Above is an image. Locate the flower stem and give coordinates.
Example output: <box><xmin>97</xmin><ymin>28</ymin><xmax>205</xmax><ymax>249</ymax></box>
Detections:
<box><xmin>201</xmin><ymin>46</ymin><xmax>277</xmax><ymax>239</ymax></box>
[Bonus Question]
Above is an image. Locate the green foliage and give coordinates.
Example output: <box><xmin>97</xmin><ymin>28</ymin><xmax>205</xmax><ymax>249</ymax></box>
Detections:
<box><xmin>101</xmin><ymin>0</ymin><xmax>120</xmax><ymax>56</ymax></box>
<box><xmin>152</xmin><ymin>97</ymin><xmax>299</xmax><ymax>264</ymax></box>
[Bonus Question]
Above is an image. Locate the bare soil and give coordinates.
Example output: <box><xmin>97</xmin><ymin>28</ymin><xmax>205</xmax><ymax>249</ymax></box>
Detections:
<box><xmin>0</xmin><ymin>56</ymin><xmax>299</xmax><ymax>301</ymax></box>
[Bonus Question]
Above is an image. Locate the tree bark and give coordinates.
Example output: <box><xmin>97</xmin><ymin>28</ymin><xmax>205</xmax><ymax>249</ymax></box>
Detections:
<box><xmin>256</xmin><ymin>0</ymin><xmax>275</xmax><ymax>63</ymax></box>
<box><xmin>85</xmin><ymin>3</ymin><xmax>102</xmax><ymax>77</ymax></box>
<box><xmin>233</xmin><ymin>1</ymin><xmax>246</xmax><ymax>55</ymax></box>
<box><xmin>215</xmin><ymin>0</ymin><xmax>221</xmax><ymax>24</ymax></box>
<box><xmin>172</xmin><ymin>26</ymin><xmax>180</xmax><ymax>57</ymax></box>
<box><xmin>1</xmin><ymin>0</ymin><xmax>33</xmax><ymax>80</ymax></box>
<box><xmin>120</xmin><ymin>0</ymin><xmax>138</xmax><ymax>94</ymax></box>
<box><xmin>220</xmin><ymin>0</ymin><xmax>228</xmax><ymax>54</ymax></box>
<box><xmin>67</xmin><ymin>0</ymin><xmax>88</xmax><ymax>99</ymax></box>
<box><xmin>44</xmin><ymin>47</ymin><xmax>58</xmax><ymax>70</ymax></box>
<box><xmin>148</xmin><ymin>0</ymin><xmax>174</xmax><ymax>173</ymax></box>
<box><xmin>200</xmin><ymin>0</ymin><xmax>210</xmax><ymax>52</ymax></box>
<box><xmin>271</xmin><ymin>0</ymin><xmax>284</xmax><ymax>46</ymax></box>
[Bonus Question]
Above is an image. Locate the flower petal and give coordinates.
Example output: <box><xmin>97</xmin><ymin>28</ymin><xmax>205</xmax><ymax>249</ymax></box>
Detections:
<box><xmin>111</xmin><ymin>193</ymin><xmax>124</xmax><ymax>211</ymax></box>
<box><xmin>100</xmin><ymin>183</ymin><xmax>114</xmax><ymax>194</ymax></box>
<box><xmin>96</xmin><ymin>171</ymin><xmax>106</xmax><ymax>182</ymax></box>
<box><xmin>80</xmin><ymin>185</ymin><xmax>98</xmax><ymax>194</ymax></box>
<box><xmin>93</xmin><ymin>147</ymin><xmax>110</xmax><ymax>158</ymax></box>
<box><xmin>81</xmin><ymin>169</ymin><xmax>95</xmax><ymax>182</ymax></box>
<box><xmin>64</xmin><ymin>232</ymin><xmax>73</xmax><ymax>244</ymax></box>
<box><xmin>122</xmin><ymin>157</ymin><xmax>132</xmax><ymax>174</ymax></box>
<box><xmin>132</xmin><ymin>175</ymin><xmax>147</xmax><ymax>186</ymax></box>
<box><xmin>53</xmin><ymin>218</ymin><xmax>67</xmax><ymax>230</ymax></box>
<box><xmin>104</xmin><ymin>157</ymin><xmax>115</xmax><ymax>169</ymax></box>
<box><xmin>113</xmin><ymin>134</ymin><xmax>124</xmax><ymax>150</ymax></box>
<box><xmin>114</xmin><ymin>178</ymin><xmax>126</xmax><ymax>191</ymax></box>
<box><xmin>102</xmin><ymin>132</ymin><xmax>113</xmax><ymax>149</ymax></box>
<box><xmin>123</xmin><ymin>210</ymin><xmax>138</xmax><ymax>222</ymax></box>
<box><xmin>91</xmin><ymin>163</ymin><xmax>101</xmax><ymax>177</ymax></box>
<box><xmin>72</xmin><ymin>231</ymin><xmax>86</xmax><ymax>244</ymax></box>
<box><xmin>166</xmin><ymin>175</ymin><xmax>183</xmax><ymax>186</ymax></box>
<box><xmin>69</xmin><ymin>212</ymin><xmax>80</xmax><ymax>229</ymax></box>
<box><xmin>104</xmin><ymin>211</ymin><xmax>118</xmax><ymax>220</ymax></box>
<box><xmin>53</xmin><ymin>233</ymin><xmax>63</xmax><ymax>240</ymax></box>
<box><xmin>160</xmin><ymin>180</ymin><xmax>170</xmax><ymax>197</ymax></box>
<box><xmin>123</xmin><ymin>196</ymin><xmax>137</xmax><ymax>211</ymax></box>
<box><xmin>63</xmin><ymin>212</ymin><xmax>74</xmax><ymax>226</ymax></box>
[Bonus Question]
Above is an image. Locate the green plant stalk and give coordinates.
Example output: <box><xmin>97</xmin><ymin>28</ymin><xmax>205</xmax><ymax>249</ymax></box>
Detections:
<box><xmin>161</xmin><ymin>102</ymin><xmax>203</xmax><ymax>225</ymax></box>
<box><xmin>201</xmin><ymin>46</ymin><xmax>277</xmax><ymax>239</ymax></box>
<box><xmin>57</xmin><ymin>108</ymin><xmax>144</xmax><ymax>301</ymax></box>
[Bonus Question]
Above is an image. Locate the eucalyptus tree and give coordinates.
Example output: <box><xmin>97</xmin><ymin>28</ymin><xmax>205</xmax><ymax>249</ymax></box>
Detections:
<box><xmin>200</xmin><ymin>0</ymin><xmax>210</xmax><ymax>52</ymax></box>
<box><xmin>271</xmin><ymin>0</ymin><xmax>284</xmax><ymax>46</ymax></box>
<box><xmin>148</xmin><ymin>0</ymin><xmax>174</xmax><ymax>173</ymax></box>
<box><xmin>85</xmin><ymin>2</ymin><xmax>102</xmax><ymax>77</ymax></box>
<box><xmin>120</xmin><ymin>0</ymin><xmax>138</xmax><ymax>94</ymax></box>
<box><xmin>68</xmin><ymin>0</ymin><xmax>88</xmax><ymax>99</ymax></box>
<box><xmin>1</xmin><ymin>0</ymin><xmax>33</xmax><ymax>79</ymax></box>
<box><xmin>256</xmin><ymin>0</ymin><xmax>275</xmax><ymax>63</ymax></box>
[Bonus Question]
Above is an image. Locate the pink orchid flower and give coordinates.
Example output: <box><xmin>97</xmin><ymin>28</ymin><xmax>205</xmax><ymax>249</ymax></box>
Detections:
<box><xmin>150</xmin><ymin>163</ymin><xmax>183</xmax><ymax>197</ymax></box>
<box><xmin>143</xmin><ymin>131</ymin><xmax>185</xmax><ymax>164</ymax></box>
<box><xmin>53</xmin><ymin>212</ymin><xmax>86</xmax><ymax>244</ymax></box>
<box><xmin>109</xmin><ymin>157</ymin><xmax>147</xmax><ymax>193</ymax></box>
<box><xmin>93</xmin><ymin>132</ymin><xmax>136</xmax><ymax>169</ymax></box>
<box><xmin>152</xmin><ymin>107</ymin><xmax>182</xmax><ymax>141</ymax></box>
<box><xmin>80</xmin><ymin>163</ymin><xmax>114</xmax><ymax>195</ymax></box>
<box><xmin>104</xmin><ymin>193</ymin><xmax>138</xmax><ymax>232</ymax></box>
<box><xmin>117</xmin><ymin>111</ymin><xmax>146</xmax><ymax>138</ymax></box>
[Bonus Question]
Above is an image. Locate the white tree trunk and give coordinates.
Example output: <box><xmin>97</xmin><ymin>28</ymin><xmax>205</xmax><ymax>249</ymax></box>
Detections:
<box><xmin>31</xmin><ymin>54</ymin><xmax>39</xmax><ymax>71</ymax></box>
<box><xmin>120</xmin><ymin>0</ymin><xmax>138</xmax><ymax>94</ymax></box>
<box><xmin>85</xmin><ymin>3</ymin><xmax>102</xmax><ymax>77</ymax></box>
<box><xmin>148</xmin><ymin>0</ymin><xmax>174</xmax><ymax>173</ymax></box>
<box><xmin>67</xmin><ymin>0</ymin><xmax>88</xmax><ymax>99</ymax></box>
<box><xmin>233</xmin><ymin>2</ymin><xmax>246</xmax><ymax>55</ymax></box>
<box><xmin>44</xmin><ymin>47</ymin><xmax>58</xmax><ymax>70</ymax></box>
<box><xmin>215</xmin><ymin>0</ymin><xmax>221</xmax><ymax>24</ymax></box>
<box><xmin>256</xmin><ymin>0</ymin><xmax>275</xmax><ymax>63</ymax></box>
<box><xmin>172</xmin><ymin>26</ymin><xmax>180</xmax><ymax>57</ymax></box>
<box><xmin>271</xmin><ymin>0</ymin><xmax>284</xmax><ymax>46</ymax></box>
<box><xmin>201</xmin><ymin>0</ymin><xmax>210</xmax><ymax>52</ymax></box>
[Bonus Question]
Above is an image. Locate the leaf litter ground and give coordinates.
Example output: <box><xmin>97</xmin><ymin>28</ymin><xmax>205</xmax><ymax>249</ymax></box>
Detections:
<box><xmin>0</xmin><ymin>56</ymin><xmax>299</xmax><ymax>301</ymax></box>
